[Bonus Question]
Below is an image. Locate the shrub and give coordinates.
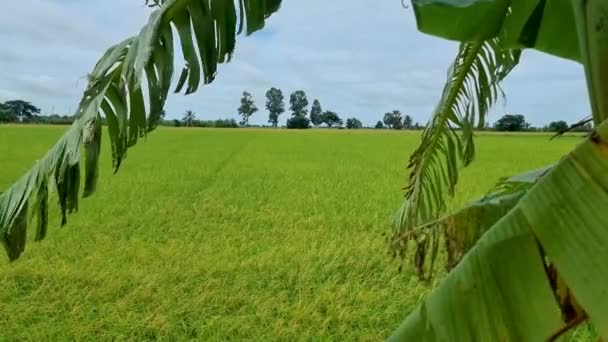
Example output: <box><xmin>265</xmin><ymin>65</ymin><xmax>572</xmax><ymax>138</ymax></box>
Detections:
<box><xmin>286</xmin><ymin>115</ymin><xmax>310</xmax><ymax>129</ymax></box>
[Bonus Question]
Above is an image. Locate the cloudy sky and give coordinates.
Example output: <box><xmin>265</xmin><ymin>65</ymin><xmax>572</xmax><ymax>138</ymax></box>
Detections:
<box><xmin>0</xmin><ymin>0</ymin><xmax>591</xmax><ymax>126</ymax></box>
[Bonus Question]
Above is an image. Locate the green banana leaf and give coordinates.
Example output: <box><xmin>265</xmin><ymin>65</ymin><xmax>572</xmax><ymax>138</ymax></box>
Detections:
<box><xmin>390</xmin><ymin>124</ymin><xmax>608</xmax><ymax>340</ymax></box>
<box><xmin>393</xmin><ymin>164</ymin><xmax>551</xmax><ymax>277</ymax></box>
<box><xmin>0</xmin><ymin>0</ymin><xmax>282</xmax><ymax>261</ymax></box>
<box><xmin>391</xmin><ymin>36</ymin><xmax>521</xmax><ymax>280</ymax></box>
<box><xmin>412</xmin><ymin>0</ymin><xmax>580</xmax><ymax>61</ymax></box>
<box><xmin>441</xmin><ymin>165</ymin><xmax>551</xmax><ymax>269</ymax></box>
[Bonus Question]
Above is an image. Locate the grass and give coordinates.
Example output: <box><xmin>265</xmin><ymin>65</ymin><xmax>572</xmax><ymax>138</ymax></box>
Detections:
<box><xmin>0</xmin><ymin>125</ymin><xmax>584</xmax><ymax>340</ymax></box>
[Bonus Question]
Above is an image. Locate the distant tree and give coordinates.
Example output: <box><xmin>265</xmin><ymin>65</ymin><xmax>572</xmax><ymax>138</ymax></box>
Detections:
<box><xmin>3</xmin><ymin>100</ymin><xmax>40</xmax><ymax>122</ymax></box>
<box><xmin>403</xmin><ymin>114</ymin><xmax>413</xmax><ymax>129</ymax></box>
<box><xmin>289</xmin><ymin>90</ymin><xmax>309</xmax><ymax>117</ymax></box>
<box><xmin>237</xmin><ymin>91</ymin><xmax>258</xmax><ymax>126</ymax></box>
<box><xmin>413</xmin><ymin>122</ymin><xmax>422</xmax><ymax>130</ymax></box>
<box><xmin>346</xmin><ymin>118</ymin><xmax>363</xmax><ymax>129</ymax></box>
<box><xmin>182</xmin><ymin>110</ymin><xmax>197</xmax><ymax>127</ymax></box>
<box><xmin>265</xmin><ymin>88</ymin><xmax>284</xmax><ymax>128</ymax></box>
<box><xmin>375</xmin><ymin>121</ymin><xmax>384</xmax><ymax>129</ymax></box>
<box><xmin>26</xmin><ymin>114</ymin><xmax>74</xmax><ymax>125</ymax></box>
<box><xmin>173</xmin><ymin>119</ymin><xmax>181</xmax><ymax>127</ymax></box>
<box><xmin>494</xmin><ymin>114</ymin><xmax>528</xmax><ymax>132</ymax></box>
<box><xmin>548</xmin><ymin>120</ymin><xmax>569</xmax><ymax>132</ymax></box>
<box><xmin>319</xmin><ymin>111</ymin><xmax>343</xmax><ymax>128</ymax></box>
<box><xmin>310</xmin><ymin>99</ymin><xmax>323</xmax><ymax>127</ymax></box>
<box><xmin>286</xmin><ymin>115</ymin><xmax>310</xmax><ymax>129</ymax></box>
<box><xmin>0</xmin><ymin>104</ymin><xmax>18</xmax><ymax>123</ymax></box>
<box><xmin>383</xmin><ymin>110</ymin><xmax>403</xmax><ymax>129</ymax></box>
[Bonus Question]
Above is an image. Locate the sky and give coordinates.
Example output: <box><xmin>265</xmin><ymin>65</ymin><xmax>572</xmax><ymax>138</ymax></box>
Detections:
<box><xmin>0</xmin><ymin>0</ymin><xmax>591</xmax><ymax>127</ymax></box>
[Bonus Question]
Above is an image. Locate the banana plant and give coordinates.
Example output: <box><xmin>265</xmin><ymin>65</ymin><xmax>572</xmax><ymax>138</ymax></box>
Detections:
<box><xmin>390</xmin><ymin>0</ymin><xmax>608</xmax><ymax>339</ymax></box>
<box><xmin>2</xmin><ymin>0</ymin><xmax>606</xmax><ymax>339</ymax></box>
<box><xmin>0</xmin><ymin>0</ymin><xmax>282</xmax><ymax>260</ymax></box>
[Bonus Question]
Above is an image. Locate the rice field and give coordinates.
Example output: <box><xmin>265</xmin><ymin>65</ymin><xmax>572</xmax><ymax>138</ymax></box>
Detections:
<box><xmin>0</xmin><ymin>125</ymin><xmax>583</xmax><ymax>340</ymax></box>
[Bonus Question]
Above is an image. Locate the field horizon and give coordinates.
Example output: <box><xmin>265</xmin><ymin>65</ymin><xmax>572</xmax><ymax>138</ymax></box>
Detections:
<box><xmin>0</xmin><ymin>125</ymin><xmax>583</xmax><ymax>340</ymax></box>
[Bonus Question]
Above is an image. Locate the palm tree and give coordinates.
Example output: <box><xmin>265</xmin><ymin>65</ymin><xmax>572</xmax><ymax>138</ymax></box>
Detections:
<box><xmin>182</xmin><ymin>110</ymin><xmax>196</xmax><ymax>127</ymax></box>
<box><xmin>1</xmin><ymin>0</ymin><xmax>607</xmax><ymax>340</ymax></box>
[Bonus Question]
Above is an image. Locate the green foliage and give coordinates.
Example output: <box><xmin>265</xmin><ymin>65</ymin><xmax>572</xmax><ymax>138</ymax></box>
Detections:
<box><xmin>402</xmin><ymin>115</ymin><xmax>413</xmax><ymax>129</ymax></box>
<box><xmin>0</xmin><ymin>0</ymin><xmax>282</xmax><ymax>261</ymax></box>
<box><xmin>548</xmin><ymin>120</ymin><xmax>569</xmax><ymax>132</ymax></box>
<box><xmin>289</xmin><ymin>90</ymin><xmax>309</xmax><ymax>117</ymax></box>
<box><xmin>237</xmin><ymin>91</ymin><xmax>258</xmax><ymax>126</ymax></box>
<box><xmin>286</xmin><ymin>115</ymin><xmax>310</xmax><ymax>129</ymax></box>
<box><xmin>0</xmin><ymin>100</ymin><xmax>75</xmax><ymax>125</ymax></box>
<box><xmin>190</xmin><ymin>118</ymin><xmax>238</xmax><ymax>128</ymax></box>
<box><xmin>392</xmin><ymin>37</ymin><xmax>521</xmax><ymax>280</ymax></box>
<box><xmin>494</xmin><ymin>114</ymin><xmax>528</xmax><ymax>132</ymax></box>
<box><xmin>318</xmin><ymin>111</ymin><xmax>343</xmax><ymax>128</ymax></box>
<box><xmin>2</xmin><ymin>100</ymin><xmax>40</xmax><ymax>122</ymax></box>
<box><xmin>375</xmin><ymin>121</ymin><xmax>384</xmax><ymax>129</ymax></box>
<box><xmin>265</xmin><ymin>87</ymin><xmax>284</xmax><ymax>128</ymax></box>
<box><xmin>411</xmin><ymin>0</ymin><xmax>580</xmax><ymax>62</ymax></box>
<box><xmin>391</xmin><ymin>124</ymin><xmax>608</xmax><ymax>340</ymax></box>
<box><xmin>0</xmin><ymin>107</ymin><xmax>19</xmax><ymax>123</ymax></box>
<box><xmin>182</xmin><ymin>110</ymin><xmax>197</xmax><ymax>127</ymax></box>
<box><xmin>310</xmin><ymin>99</ymin><xmax>322</xmax><ymax>127</ymax></box>
<box><xmin>397</xmin><ymin>0</ymin><xmax>608</xmax><ymax>339</ymax></box>
<box><xmin>147</xmin><ymin>110</ymin><xmax>166</xmax><ymax>132</ymax></box>
<box><xmin>383</xmin><ymin>110</ymin><xmax>402</xmax><ymax>129</ymax></box>
<box><xmin>346</xmin><ymin>118</ymin><xmax>363</xmax><ymax>129</ymax></box>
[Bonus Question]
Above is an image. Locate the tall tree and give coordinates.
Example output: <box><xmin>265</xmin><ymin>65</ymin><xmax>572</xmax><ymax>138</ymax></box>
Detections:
<box><xmin>265</xmin><ymin>88</ymin><xmax>284</xmax><ymax>128</ymax></box>
<box><xmin>319</xmin><ymin>111</ymin><xmax>343</xmax><ymax>128</ymax></box>
<box><xmin>310</xmin><ymin>99</ymin><xmax>322</xmax><ymax>127</ymax></box>
<box><xmin>182</xmin><ymin>110</ymin><xmax>197</xmax><ymax>127</ymax></box>
<box><xmin>403</xmin><ymin>114</ymin><xmax>413</xmax><ymax>129</ymax></box>
<box><xmin>494</xmin><ymin>114</ymin><xmax>528</xmax><ymax>132</ymax></box>
<box><xmin>3</xmin><ymin>100</ymin><xmax>40</xmax><ymax>122</ymax></box>
<box><xmin>237</xmin><ymin>91</ymin><xmax>258</xmax><ymax>126</ymax></box>
<box><xmin>383</xmin><ymin>110</ymin><xmax>403</xmax><ymax>129</ymax></box>
<box><xmin>289</xmin><ymin>90</ymin><xmax>308</xmax><ymax>117</ymax></box>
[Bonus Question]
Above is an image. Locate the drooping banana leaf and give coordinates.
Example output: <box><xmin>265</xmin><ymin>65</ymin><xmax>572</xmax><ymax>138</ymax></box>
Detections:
<box><xmin>445</xmin><ymin>165</ymin><xmax>551</xmax><ymax>269</ymax></box>
<box><xmin>390</xmin><ymin>124</ymin><xmax>608</xmax><ymax>341</ymax></box>
<box><xmin>391</xmin><ymin>33</ymin><xmax>521</xmax><ymax>279</ymax></box>
<box><xmin>0</xmin><ymin>0</ymin><xmax>283</xmax><ymax>261</ymax></box>
<box><xmin>393</xmin><ymin>165</ymin><xmax>551</xmax><ymax>272</ymax></box>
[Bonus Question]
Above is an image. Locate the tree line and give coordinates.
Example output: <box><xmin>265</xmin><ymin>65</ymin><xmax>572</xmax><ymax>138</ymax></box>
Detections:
<box><xmin>239</xmin><ymin>88</ymin><xmax>351</xmax><ymax>129</ymax></box>
<box><xmin>0</xmin><ymin>100</ymin><xmax>73</xmax><ymax>125</ymax></box>
<box><xmin>487</xmin><ymin>114</ymin><xmax>593</xmax><ymax>132</ymax></box>
<box><xmin>0</xmin><ymin>98</ymin><xmax>593</xmax><ymax>133</ymax></box>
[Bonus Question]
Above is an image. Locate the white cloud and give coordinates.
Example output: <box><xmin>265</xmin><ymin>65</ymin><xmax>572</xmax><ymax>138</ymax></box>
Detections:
<box><xmin>0</xmin><ymin>0</ymin><xmax>590</xmax><ymax>127</ymax></box>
